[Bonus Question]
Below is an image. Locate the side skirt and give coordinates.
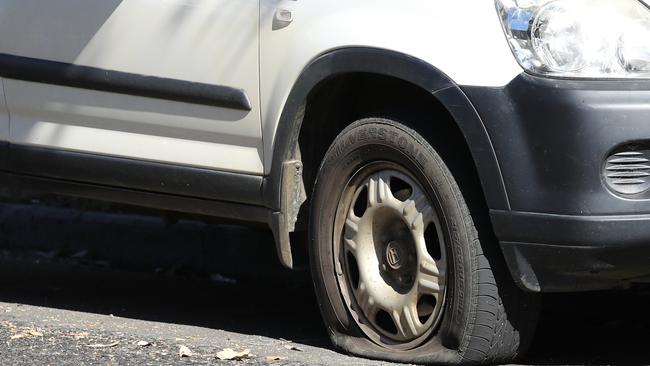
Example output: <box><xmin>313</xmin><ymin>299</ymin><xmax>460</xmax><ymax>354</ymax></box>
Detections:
<box><xmin>0</xmin><ymin>172</ymin><xmax>270</xmax><ymax>225</ymax></box>
<box><xmin>1</xmin><ymin>144</ymin><xmax>270</xmax><ymax>224</ymax></box>
<box><xmin>9</xmin><ymin>144</ymin><xmax>264</xmax><ymax>206</ymax></box>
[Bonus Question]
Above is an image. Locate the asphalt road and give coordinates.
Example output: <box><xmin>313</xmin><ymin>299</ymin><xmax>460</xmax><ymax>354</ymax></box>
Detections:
<box><xmin>1</xmin><ymin>201</ymin><xmax>650</xmax><ymax>365</ymax></box>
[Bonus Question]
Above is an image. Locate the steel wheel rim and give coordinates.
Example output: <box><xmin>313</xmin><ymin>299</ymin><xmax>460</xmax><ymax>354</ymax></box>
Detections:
<box><xmin>334</xmin><ymin>162</ymin><xmax>448</xmax><ymax>349</ymax></box>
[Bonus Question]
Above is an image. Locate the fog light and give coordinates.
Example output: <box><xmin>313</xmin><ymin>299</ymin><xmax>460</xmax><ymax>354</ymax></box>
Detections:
<box><xmin>604</xmin><ymin>147</ymin><xmax>650</xmax><ymax>195</ymax></box>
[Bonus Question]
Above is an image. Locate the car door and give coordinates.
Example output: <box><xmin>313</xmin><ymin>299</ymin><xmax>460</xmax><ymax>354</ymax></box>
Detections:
<box><xmin>0</xmin><ymin>0</ymin><xmax>262</xmax><ymax>177</ymax></box>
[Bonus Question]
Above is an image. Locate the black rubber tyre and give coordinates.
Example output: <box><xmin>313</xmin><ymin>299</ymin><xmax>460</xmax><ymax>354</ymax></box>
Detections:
<box><xmin>309</xmin><ymin>118</ymin><xmax>539</xmax><ymax>365</ymax></box>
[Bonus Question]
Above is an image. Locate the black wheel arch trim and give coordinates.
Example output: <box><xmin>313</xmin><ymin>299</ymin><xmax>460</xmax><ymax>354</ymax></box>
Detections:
<box><xmin>264</xmin><ymin>47</ymin><xmax>510</xmax><ymax>268</ymax></box>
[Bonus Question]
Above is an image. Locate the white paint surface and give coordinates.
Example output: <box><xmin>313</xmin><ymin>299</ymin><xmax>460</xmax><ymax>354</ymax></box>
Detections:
<box><xmin>259</xmin><ymin>0</ymin><xmax>522</xmax><ymax>173</ymax></box>
<box><xmin>0</xmin><ymin>0</ymin><xmax>522</xmax><ymax>175</ymax></box>
<box><xmin>0</xmin><ymin>0</ymin><xmax>263</xmax><ymax>174</ymax></box>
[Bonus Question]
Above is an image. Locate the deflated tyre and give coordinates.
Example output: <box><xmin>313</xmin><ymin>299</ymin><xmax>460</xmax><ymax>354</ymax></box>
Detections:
<box><xmin>309</xmin><ymin>118</ymin><xmax>539</xmax><ymax>365</ymax></box>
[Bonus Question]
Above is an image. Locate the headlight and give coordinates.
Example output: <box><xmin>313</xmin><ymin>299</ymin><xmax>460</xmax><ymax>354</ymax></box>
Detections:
<box><xmin>496</xmin><ymin>0</ymin><xmax>650</xmax><ymax>78</ymax></box>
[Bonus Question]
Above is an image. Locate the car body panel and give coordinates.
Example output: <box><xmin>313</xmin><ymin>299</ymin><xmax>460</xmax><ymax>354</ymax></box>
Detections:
<box><xmin>259</xmin><ymin>0</ymin><xmax>523</xmax><ymax>174</ymax></box>
<box><xmin>0</xmin><ymin>0</ymin><xmax>263</xmax><ymax>174</ymax></box>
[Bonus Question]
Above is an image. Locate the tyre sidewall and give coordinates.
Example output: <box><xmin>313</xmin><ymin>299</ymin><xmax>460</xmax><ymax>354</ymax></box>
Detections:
<box><xmin>309</xmin><ymin>118</ymin><xmax>474</xmax><ymax>362</ymax></box>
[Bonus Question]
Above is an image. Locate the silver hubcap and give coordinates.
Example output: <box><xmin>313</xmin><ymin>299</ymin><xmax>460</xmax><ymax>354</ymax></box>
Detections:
<box><xmin>336</xmin><ymin>166</ymin><xmax>447</xmax><ymax>346</ymax></box>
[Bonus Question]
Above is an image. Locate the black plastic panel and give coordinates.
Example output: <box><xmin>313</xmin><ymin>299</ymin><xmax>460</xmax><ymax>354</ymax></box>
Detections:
<box><xmin>463</xmin><ymin>73</ymin><xmax>650</xmax><ymax>215</ymax></box>
<box><xmin>265</xmin><ymin>47</ymin><xmax>510</xmax><ymax>212</ymax></box>
<box><xmin>0</xmin><ymin>172</ymin><xmax>269</xmax><ymax>224</ymax></box>
<box><xmin>9</xmin><ymin>145</ymin><xmax>264</xmax><ymax>206</ymax></box>
<box><xmin>604</xmin><ymin>145</ymin><xmax>650</xmax><ymax>196</ymax></box>
<box><xmin>0</xmin><ymin>141</ymin><xmax>7</xmax><ymax>171</ymax></box>
<box><xmin>0</xmin><ymin>53</ymin><xmax>252</xmax><ymax>111</ymax></box>
<box><xmin>493</xmin><ymin>209</ymin><xmax>650</xmax><ymax>292</ymax></box>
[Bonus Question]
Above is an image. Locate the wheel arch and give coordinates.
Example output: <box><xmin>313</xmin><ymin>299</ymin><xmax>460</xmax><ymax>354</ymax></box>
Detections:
<box><xmin>264</xmin><ymin>47</ymin><xmax>510</xmax><ymax>268</ymax></box>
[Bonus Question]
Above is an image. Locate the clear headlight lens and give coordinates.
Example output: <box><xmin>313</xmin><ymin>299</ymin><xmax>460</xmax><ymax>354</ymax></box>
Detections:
<box><xmin>496</xmin><ymin>0</ymin><xmax>650</xmax><ymax>78</ymax></box>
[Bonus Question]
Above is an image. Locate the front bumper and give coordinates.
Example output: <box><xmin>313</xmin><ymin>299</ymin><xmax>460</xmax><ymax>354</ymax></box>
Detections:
<box><xmin>463</xmin><ymin>73</ymin><xmax>650</xmax><ymax>292</ymax></box>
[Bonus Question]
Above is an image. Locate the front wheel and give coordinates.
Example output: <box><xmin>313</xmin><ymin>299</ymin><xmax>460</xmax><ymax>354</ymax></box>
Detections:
<box><xmin>309</xmin><ymin>118</ymin><xmax>538</xmax><ymax>364</ymax></box>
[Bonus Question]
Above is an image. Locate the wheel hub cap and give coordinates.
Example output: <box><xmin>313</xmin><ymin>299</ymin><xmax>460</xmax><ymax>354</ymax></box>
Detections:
<box><xmin>385</xmin><ymin>241</ymin><xmax>405</xmax><ymax>270</ymax></box>
<box><xmin>335</xmin><ymin>166</ymin><xmax>448</xmax><ymax>347</ymax></box>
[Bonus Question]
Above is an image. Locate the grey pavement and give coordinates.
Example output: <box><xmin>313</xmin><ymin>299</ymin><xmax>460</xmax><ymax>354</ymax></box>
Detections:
<box><xmin>0</xmin><ymin>201</ymin><xmax>649</xmax><ymax>365</ymax></box>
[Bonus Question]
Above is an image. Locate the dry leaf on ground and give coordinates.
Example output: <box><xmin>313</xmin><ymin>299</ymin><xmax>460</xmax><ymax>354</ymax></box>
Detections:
<box><xmin>10</xmin><ymin>329</ymin><xmax>44</xmax><ymax>340</ymax></box>
<box><xmin>86</xmin><ymin>341</ymin><xmax>120</xmax><ymax>348</ymax></box>
<box><xmin>179</xmin><ymin>345</ymin><xmax>193</xmax><ymax>357</ymax></box>
<box><xmin>216</xmin><ymin>348</ymin><xmax>252</xmax><ymax>360</ymax></box>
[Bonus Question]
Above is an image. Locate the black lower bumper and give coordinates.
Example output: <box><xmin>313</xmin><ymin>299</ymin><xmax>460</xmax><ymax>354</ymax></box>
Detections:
<box><xmin>463</xmin><ymin>74</ymin><xmax>650</xmax><ymax>292</ymax></box>
<box><xmin>492</xmin><ymin>210</ymin><xmax>650</xmax><ymax>292</ymax></box>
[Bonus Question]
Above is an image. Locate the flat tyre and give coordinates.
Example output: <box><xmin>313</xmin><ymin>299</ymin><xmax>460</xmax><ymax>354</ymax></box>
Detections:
<box><xmin>309</xmin><ymin>118</ymin><xmax>539</xmax><ymax>364</ymax></box>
